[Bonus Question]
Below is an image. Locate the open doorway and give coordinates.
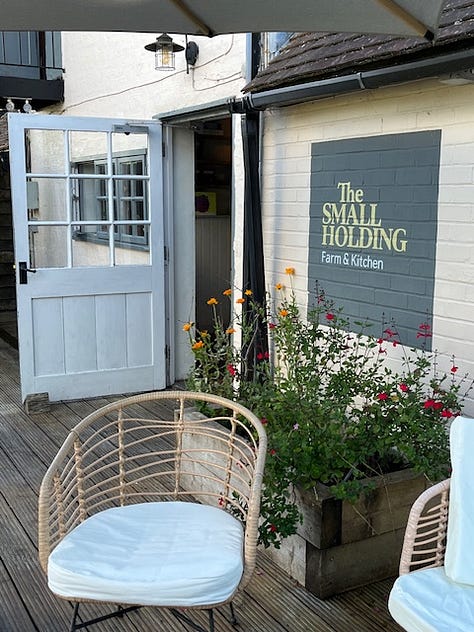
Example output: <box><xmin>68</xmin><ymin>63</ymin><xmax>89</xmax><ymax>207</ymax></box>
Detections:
<box><xmin>194</xmin><ymin>117</ymin><xmax>232</xmax><ymax>332</ymax></box>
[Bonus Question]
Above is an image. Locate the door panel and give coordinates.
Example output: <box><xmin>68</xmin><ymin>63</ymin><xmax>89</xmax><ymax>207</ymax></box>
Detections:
<box><xmin>9</xmin><ymin>113</ymin><xmax>166</xmax><ymax>402</ymax></box>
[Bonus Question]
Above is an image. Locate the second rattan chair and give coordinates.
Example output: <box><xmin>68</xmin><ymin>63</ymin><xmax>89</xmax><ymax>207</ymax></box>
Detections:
<box><xmin>38</xmin><ymin>390</ymin><xmax>267</xmax><ymax>632</ymax></box>
<box><xmin>388</xmin><ymin>416</ymin><xmax>474</xmax><ymax>631</ymax></box>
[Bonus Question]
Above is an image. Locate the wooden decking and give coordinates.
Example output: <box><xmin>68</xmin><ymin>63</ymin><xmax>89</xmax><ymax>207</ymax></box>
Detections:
<box><xmin>0</xmin><ymin>337</ymin><xmax>403</xmax><ymax>632</ymax></box>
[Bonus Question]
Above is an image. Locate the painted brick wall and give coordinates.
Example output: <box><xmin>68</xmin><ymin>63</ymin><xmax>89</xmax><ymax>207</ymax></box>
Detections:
<box><xmin>260</xmin><ymin>79</ymin><xmax>474</xmax><ymax>413</ymax></box>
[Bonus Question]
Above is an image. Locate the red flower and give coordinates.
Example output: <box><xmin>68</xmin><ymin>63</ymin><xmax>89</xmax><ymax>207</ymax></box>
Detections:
<box><xmin>377</xmin><ymin>392</ymin><xmax>388</xmax><ymax>401</ymax></box>
<box><xmin>269</xmin><ymin>524</ymin><xmax>277</xmax><ymax>533</ymax></box>
<box><xmin>416</xmin><ymin>322</ymin><xmax>432</xmax><ymax>339</ymax></box>
<box><xmin>383</xmin><ymin>328</ymin><xmax>397</xmax><ymax>338</ymax></box>
<box><xmin>257</xmin><ymin>351</ymin><xmax>270</xmax><ymax>361</ymax></box>
<box><xmin>269</xmin><ymin>322</ymin><xmax>276</xmax><ymax>329</ymax></box>
<box><xmin>433</xmin><ymin>401</ymin><xmax>443</xmax><ymax>410</ymax></box>
<box><xmin>423</xmin><ymin>399</ymin><xmax>435</xmax><ymax>409</ymax></box>
<box><xmin>218</xmin><ymin>497</ymin><xmax>225</xmax><ymax>507</ymax></box>
<box><xmin>260</xmin><ymin>418</ymin><xmax>268</xmax><ymax>425</ymax></box>
<box><xmin>326</xmin><ymin>313</ymin><xmax>335</xmax><ymax>321</ymax></box>
<box><xmin>227</xmin><ymin>364</ymin><xmax>237</xmax><ymax>377</ymax></box>
<box><xmin>399</xmin><ymin>383</ymin><xmax>409</xmax><ymax>392</ymax></box>
<box><xmin>451</xmin><ymin>366</ymin><xmax>458</xmax><ymax>373</ymax></box>
<box><xmin>441</xmin><ymin>409</ymin><xmax>454</xmax><ymax>418</ymax></box>
<box><xmin>269</xmin><ymin>449</ymin><xmax>277</xmax><ymax>456</ymax></box>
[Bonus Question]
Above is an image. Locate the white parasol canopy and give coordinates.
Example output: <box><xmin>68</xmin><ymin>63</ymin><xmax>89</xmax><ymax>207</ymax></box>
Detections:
<box><xmin>0</xmin><ymin>0</ymin><xmax>446</xmax><ymax>40</ymax></box>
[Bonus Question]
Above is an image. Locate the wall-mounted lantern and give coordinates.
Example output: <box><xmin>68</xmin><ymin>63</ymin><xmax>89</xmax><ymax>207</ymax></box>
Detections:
<box><xmin>145</xmin><ymin>33</ymin><xmax>199</xmax><ymax>72</ymax></box>
<box><xmin>145</xmin><ymin>33</ymin><xmax>184</xmax><ymax>71</ymax></box>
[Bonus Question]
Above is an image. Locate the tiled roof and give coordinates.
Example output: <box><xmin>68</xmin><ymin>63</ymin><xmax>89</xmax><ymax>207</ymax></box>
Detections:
<box><xmin>244</xmin><ymin>0</ymin><xmax>474</xmax><ymax>93</ymax></box>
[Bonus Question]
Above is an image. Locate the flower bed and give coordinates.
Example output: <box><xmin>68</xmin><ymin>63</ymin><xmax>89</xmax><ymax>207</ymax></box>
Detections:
<box><xmin>183</xmin><ymin>269</ymin><xmax>472</xmax><ymax>559</ymax></box>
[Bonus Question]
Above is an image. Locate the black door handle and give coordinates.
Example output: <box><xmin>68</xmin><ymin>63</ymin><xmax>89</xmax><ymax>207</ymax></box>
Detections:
<box><xmin>18</xmin><ymin>261</ymin><xmax>37</xmax><ymax>284</ymax></box>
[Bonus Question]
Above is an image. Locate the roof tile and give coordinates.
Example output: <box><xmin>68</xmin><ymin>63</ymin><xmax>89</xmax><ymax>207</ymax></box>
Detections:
<box><xmin>245</xmin><ymin>0</ymin><xmax>474</xmax><ymax>93</ymax></box>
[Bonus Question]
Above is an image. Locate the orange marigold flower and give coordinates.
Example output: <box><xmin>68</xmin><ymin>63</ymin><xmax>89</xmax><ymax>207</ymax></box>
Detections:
<box><xmin>279</xmin><ymin>309</ymin><xmax>288</xmax><ymax>317</ymax></box>
<box><xmin>207</xmin><ymin>297</ymin><xmax>218</xmax><ymax>305</ymax></box>
<box><xmin>275</xmin><ymin>283</ymin><xmax>283</xmax><ymax>290</ymax></box>
<box><xmin>226</xmin><ymin>327</ymin><xmax>236</xmax><ymax>334</ymax></box>
<box><xmin>182</xmin><ymin>322</ymin><xmax>193</xmax><ymax>332</ymax></box>
<box><xmin>223</xmin><ymin>288</ymin><xmax>232</xmax><ymax>296</ymax></box>
<box><xmin>236</xmin><ymin>298</ymin><xmax>245</xmax><ymax>304</ymax></box>
<box><xmin>192</xmin><ymin>340</ymin><xmax>204</xmax><ymax>350</ymax></box>
<box><xmin>200</xmin><ymin>331</ymin><xmax>209</xmax><ymax>338</ymax></box>
<box><xmin>285</xmin><ymin>267</ymin><xmax>295</xmax><ymax>275</ymax></box>
<box><xmin>244</xmin><ymin>289</ymin><xmax>253</xmax><ymax>296</ymax></box>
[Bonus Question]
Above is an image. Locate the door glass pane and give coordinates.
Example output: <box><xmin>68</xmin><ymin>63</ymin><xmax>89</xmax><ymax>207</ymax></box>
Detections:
<box><xmin>117</xmin><ymin>184</ymin><xmax>147</xmax><ymax>217</ymax></box>
<box><xmin>119</xmin><ymin>159</ymin><xmax>143</xmax><ymax>176</ymax></box>
<box><xmin>29</xmin><ymin>225</ymin><xmax>67</xmax><ymax>268</ymax></box>
<box><xmin>26</xmin><ymin>129</ymin><xmax>65</xmax><ymax>174</ymax></box>
<box><xmin>72</xmin><ymin>224</ymin><xmax>110</xmax><ymax>267</ymax></box>
<box><xmin>115</xmin><ymin>225</ymin><xmax>150</xmax><ymax>266</ymax></box>
<box><xmin>27</xmin><ymin>177</ymin><xmax>67</xmax><ymax>221</ymax></box>
<box><xmin>112</xmin><ymin>133</ymin><xmax>148</xmax><ymax>174</ymax></box>
<box><xmin>69</xmin><ymin>131</ymin><xmax>109</xmax><ymax>173</ymax></box>
<box><xmin>71</xmin><ymin>178</ymin><xmax>110</xmax><ymax>222</ymax></box>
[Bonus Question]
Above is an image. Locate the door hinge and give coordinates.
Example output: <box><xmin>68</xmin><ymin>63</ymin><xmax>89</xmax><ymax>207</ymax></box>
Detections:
<box><xmin>164</xmin><ymin>245</ymin><xmax>169</xmax><ymax>262</ymax></box>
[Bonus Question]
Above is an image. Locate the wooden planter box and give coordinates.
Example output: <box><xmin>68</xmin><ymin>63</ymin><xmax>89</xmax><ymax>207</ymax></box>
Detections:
<box><xmin>179</xmin><ymin>408</ymin><xmax>428</xmax><ymax>599</ymax></box>
<box><xmin>264</xmin><ymin>469</ymin><xmax>428</xmax><ymax>599</ymax></box>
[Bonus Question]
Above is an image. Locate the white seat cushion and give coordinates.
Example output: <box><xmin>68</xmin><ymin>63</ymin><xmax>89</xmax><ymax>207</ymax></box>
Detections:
<box><xmin>445</xmin><ymin>416</ymin><xmax>474</xmax><ymax>585</ymax></box>
<box><xmin>388</xmin><ymin>566</ymin><xmax>474</xmax><ymax>632</ymax></box>
<box><xmin>48</xmin><ymin>502</ymin><xmax>244</xmax><ymax>607</ymax></box>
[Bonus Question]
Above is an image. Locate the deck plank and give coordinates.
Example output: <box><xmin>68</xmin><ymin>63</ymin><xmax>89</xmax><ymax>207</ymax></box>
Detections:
<box><xmin>0</xmin><ymin>337</ymin><xmax>402</xmax><ymax>631</ymax></box>
<box><xmin>0</xmin><ymin>558</ymin><xmax>37</xmax><ymax>632</ymax></box>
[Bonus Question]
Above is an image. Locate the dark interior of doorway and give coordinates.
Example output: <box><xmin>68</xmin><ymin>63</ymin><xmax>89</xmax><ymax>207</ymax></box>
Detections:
<box><xmin>194</xmin><ymin>117</ymin><xmax>232</xmax><ymax>333</ymax></box>
<box><xmin>0</xmin><ymin>153</ymin><xmax>17</xmax><ymax>349</ymax></box>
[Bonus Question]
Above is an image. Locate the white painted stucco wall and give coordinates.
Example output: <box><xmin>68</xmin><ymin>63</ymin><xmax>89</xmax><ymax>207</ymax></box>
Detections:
<box><xmin>57</xmin><ymin>32</ymin><xmax>246</xmax><ymax>119</ymax></box>
<box><xmin>260</xmin><ymin>78</ymin><xmax>474</xmax><ymax>414</ymax></box>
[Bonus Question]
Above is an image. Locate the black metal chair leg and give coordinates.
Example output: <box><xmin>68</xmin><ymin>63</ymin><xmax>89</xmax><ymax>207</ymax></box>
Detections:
<box><xmin>229</xmin><ymin>602</ymin><xmax>238</xmax><ymax>626</ymax></box>
<box><xmin>171</xmin><ymin>608</ymin><xmax>214</xmax><ymax>632</ymax></box>
<box><xmin>69</xmin><ymin>602</ymin><xmax>80</xmax><ymax>632</ymax></box>
<box><xmin>68</xmin><ymin>602</ymin><xmax>141</xmax><ymax>630</ymax></box>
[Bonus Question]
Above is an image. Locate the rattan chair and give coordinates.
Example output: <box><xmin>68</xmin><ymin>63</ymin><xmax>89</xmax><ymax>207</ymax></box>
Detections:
<box><xmin>38</xmin><ymin>391</ymin><xmax>267</xmax><ymax>632</ymax></box>
<box><xmin>389</xmin><ymin>416</ymin><xmax>474</xmax><ymax>630</ymax></box>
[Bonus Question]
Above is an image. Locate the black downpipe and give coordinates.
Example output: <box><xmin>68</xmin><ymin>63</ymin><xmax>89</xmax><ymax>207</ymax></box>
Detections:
<box><xmin>241</xmin><ymin>111</ymin><xmax>268</xmax><ymax>370</ymax></box>
<box><xmin>249</xmin><ymin>33</ymin><xmax>261</xmax><ymax>83</ymax></box>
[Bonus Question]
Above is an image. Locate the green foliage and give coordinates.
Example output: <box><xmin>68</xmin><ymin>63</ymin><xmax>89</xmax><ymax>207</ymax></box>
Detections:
<box><xmin>183</xmin><ymin>279</ymin><xmax>472</xmax><ymax>549</ymax></box>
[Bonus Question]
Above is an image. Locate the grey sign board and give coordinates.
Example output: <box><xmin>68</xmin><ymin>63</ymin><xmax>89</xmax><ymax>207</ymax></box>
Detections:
<box><xmin>308</xmin><ymin>131</ymin><xmax>441</xmax><ymax>349</ymax></box>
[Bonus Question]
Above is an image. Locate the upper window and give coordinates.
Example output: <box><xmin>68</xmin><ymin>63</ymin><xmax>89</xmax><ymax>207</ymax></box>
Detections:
<box><xmin>262</xmin><ymin>32</ymin><xmax>293</xmax><ymax>68</ymax></box>
<box><xmin>0</xmin><ymin>31</ymin><xmax>62</xmax><ymax>80</ymax></box>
